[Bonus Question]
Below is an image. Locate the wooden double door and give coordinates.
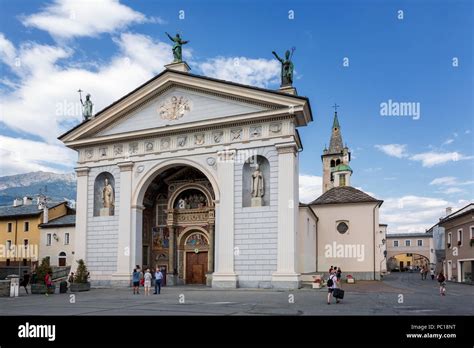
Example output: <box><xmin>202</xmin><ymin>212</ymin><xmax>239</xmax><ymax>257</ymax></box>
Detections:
<box><xmin>186</xmin><ymin>251</ymin><xmax>208</xmax><ymax>284</ymax></box>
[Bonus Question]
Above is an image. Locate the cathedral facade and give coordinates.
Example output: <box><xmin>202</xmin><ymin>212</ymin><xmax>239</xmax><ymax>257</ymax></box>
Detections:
<box><xmin>60</xmin><ymin>60</ymin><xmax>385</xmax><ymax>288</ymax></box>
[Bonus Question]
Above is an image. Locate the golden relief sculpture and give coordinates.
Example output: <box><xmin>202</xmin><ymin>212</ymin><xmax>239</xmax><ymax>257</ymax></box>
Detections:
<box><xmin>159</xmin><ymin>96</ymin><xmax>191</xmax><ymax>121</ymax></box>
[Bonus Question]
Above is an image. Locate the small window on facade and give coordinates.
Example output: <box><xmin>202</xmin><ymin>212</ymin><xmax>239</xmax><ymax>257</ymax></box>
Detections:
<box><xmin>7</xmin><ymin>222</ymin><xmax>12</xmax><ymax>233</ymax></box>
<box><xmin>47</xmin><ymin>234</ymin><xmax>51</xmax><ymax>246</ymax></box>
<box><xmin>405</xmin><ymin>240</ymin><xmax>411</xmax><ymax>247</ymax></box>
<box><xmin>24</xmin><ymin>239</ymin><xmax>28</xmax><ymax>249</ymax></box>
<box><xmin>24</xmin><ymin>221</ymin><xmax>29</xmax><ymax>232</ymax></box>
<box><xmin>65</xmin><ymin>233</ymin><xmax>70</xmax><ymax>245</ymax></box>
<box><xmin>6</xmin><ymin>240</ymin><xmax>12</xmax><ymax>250</ymax></box>
<box><xmin>457</xmin><ymin>229</ymin><xmax>462</xmax><ymax>245</ymax></box>
<box><xmin>417</xmin><ymin>240</ymin><xmax>423</xmax><ymax>247</ymax></box>
<box><xmin>339</xmin><ymin>174</ymin><xmax>346</xmax><ymax>186</ymax></box>
<box><xmin>393</xmin><ymin>240</ymin><xmax>399</xmax><ymax>247</ymax></box>
<box><xmin>336</xmin><ymin>221</ymin><xmax>349</xmax><ymax>234</ymax></box>
<box><xmin>447</xmin><ymin>232</ymin><xmax>452</xmax><ymax>246</ymax></box>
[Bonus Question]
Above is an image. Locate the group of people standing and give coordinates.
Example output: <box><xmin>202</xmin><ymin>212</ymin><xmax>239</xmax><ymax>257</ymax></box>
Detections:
<box><xmin>132</xmin><ymin>265</ymin><xmax>164</xmax><ymax>296</ymax></box>
<box><xmin>327</xmin><ymin>266</ymin><xmax>342</xmax><ymax>305</ymax></box>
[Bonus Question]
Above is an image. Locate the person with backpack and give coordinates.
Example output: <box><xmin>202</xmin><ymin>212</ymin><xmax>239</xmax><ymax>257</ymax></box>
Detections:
<box><xmin>437</xmin><ymin>272</ymin><xmax>446</xmax><ymax>296</ymax></box>
<box><xmin>327</xmin><ymin>269</ymin><xmax>340</xmax><ymax>305</ymax></box>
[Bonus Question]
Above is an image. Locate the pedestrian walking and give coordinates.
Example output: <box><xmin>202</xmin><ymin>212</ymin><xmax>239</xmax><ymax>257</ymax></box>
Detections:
<box><xmin>336</xmin><ymin>267</ymin><xmax>342</xmax><ymax>285</ymax></box>
<box><xmin>20</xmin><ymin>270</ymin><xmax>30</xmax><ymax>294</ymax></box>
<box><xmin>132</xmin><ymin>268</ymin><xmax>140</xmax><ymax>294</ymax></box>
<box><xmin>327</xmin><ymin>269</ymin><xmax>340</xmax><ymax>305</ymax></box>
<box><xmin>144</xmin><ymin>269</ymin><xmax>152</xmax><ymax>296</ymax></box>
<box><xmin>430</xmin><ymin>269</ymin><xmax>435</xmax><ymax>280</ymax></box>
<box><xmin>154</xmin><ymin>268</ymin><xmax>163</xmax><ymax>294</ymax></box>
<box><xmin>420</xmin><ymin>267</ymin><xmax>424</xmax><ymax>280</ymax></box>
<box><xmin>423</xmin><ymin>267</ymin><xmax>428</xmax><ymax>280</ymax></box>
<box><xmin>45</xmin><ymin>271</ymin><xmax>53</xmax><ymax>296</ymax></box>
<box><xmin>437</xmin><ymin>272</ymin><xmax>446</xmax><ymax>296</ymax></box>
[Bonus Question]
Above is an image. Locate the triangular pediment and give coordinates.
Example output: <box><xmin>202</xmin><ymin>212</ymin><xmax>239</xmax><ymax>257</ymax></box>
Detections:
<box><xmin>59</xmin><ymin>69</ymin><xmax>312</xmax><ymax>146</ymax></box>
<box><xmin>95</xmin><ymin>86</ymin><xmax>268</xmax><ymax>137</ymax></box>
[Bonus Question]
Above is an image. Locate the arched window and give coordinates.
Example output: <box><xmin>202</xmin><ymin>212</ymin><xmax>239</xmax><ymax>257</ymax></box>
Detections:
<box><xmin>58</xmin><ymin>252</ymin><xmax>66</xmax><ymax>267</ymax></box>
<box><xmin>335</xmin><ymin>159</ymin><xmax>341</xmax><ymax>166</ymax></box>
<box><xmin>93</xmin><ymin>172</ymin><xmax>115</xmax><ymax>216</ymax></box>
<box><xmin>330</xmin><ymin>160</ymin><xmax>336</xmax><ymax>167</ymax></box>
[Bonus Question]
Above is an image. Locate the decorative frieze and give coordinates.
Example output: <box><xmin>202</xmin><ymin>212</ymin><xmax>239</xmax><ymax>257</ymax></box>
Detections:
<box><xmin>78</xmin><ymin>119</ymin><xmax>292</xmax><ymax>163</ymax></box>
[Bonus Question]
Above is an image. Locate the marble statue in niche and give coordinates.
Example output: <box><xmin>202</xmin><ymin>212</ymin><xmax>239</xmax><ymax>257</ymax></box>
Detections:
<box><xmin>251</xmin><ymin>164</ymin><xmax>264</xmax><ymax>207</ymax></box>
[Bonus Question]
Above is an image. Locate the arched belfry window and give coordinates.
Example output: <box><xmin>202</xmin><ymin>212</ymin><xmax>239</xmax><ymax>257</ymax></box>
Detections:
<box><xmin>335</xmin><ymin>159</ymin><xmax>341</xmax><ymax>166</ymax></box>
<box><xmin>242</xmin><ymin>155</ymin><xmax>270</xmax><ymax>207</ymax></box>
<box><xmin>93</xmin><ymin>172</ymin><xmax>115</xmax><ymax>216</ymax></box>
<box><xmin>330</xmin><ymin>160</ymin><xmax>336</xmax><ymax>167</ymax></box>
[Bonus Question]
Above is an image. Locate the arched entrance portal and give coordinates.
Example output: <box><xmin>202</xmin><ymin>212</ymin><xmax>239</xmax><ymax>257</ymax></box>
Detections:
<box><xmin>140</xmin><ymin>165</ymin><xmax>215</xmax><ymax>286</ymax></box>
<box><xmin>388</xmin><ymin>253</ymin><xmax>430</xmax><ymax>272</ymax></box>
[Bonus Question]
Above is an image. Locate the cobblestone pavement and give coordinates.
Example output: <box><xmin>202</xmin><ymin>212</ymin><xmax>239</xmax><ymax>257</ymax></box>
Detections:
<box><xmin>0</xmin><ymin>272</ymin><xmax>472</xmax><ymax>315</ymax></box>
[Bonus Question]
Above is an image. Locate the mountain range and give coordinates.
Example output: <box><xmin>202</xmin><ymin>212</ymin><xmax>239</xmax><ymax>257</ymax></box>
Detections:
<box><xmin>0</xmin><ymin>171</ymin><xmax>77</xmax><ymax>206</ymax></box>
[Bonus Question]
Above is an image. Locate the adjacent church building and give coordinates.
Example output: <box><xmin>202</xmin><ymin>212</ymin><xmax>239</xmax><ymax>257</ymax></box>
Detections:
<box><xmin>60</xmin><ymin>59</ymin><xmax>386</xmax><ymax>289</ymax></box>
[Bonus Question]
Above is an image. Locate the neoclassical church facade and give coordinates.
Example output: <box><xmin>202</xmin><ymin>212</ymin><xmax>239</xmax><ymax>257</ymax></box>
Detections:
<box><xmin>60</xmin><ymin>60</ymin><xmax>386</xmax><ymax>289</ymax></box>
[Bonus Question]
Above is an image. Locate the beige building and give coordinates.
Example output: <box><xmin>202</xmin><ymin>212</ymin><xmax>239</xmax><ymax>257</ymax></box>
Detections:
<box><xmin>386</xmin><ymin>232</ymin><xmax>434</xmax><ymax>271</ymax></box>
<box><xmin>39</xmin><ymin>215</ymin><xmax>75</xmax><ymax>267</ymax></box>
<box><xmin>439</xmin><ymin>203</ymin><xmax>474</xmax><ymax>283</ymax></box>
<box><xmin>306</xmin><ymin>111</ymin><xmax>387</xmax><ymax>280</ymax></box>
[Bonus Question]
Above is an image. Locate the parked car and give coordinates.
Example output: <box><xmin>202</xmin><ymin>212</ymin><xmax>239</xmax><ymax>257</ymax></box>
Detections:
<box><xmin>391</xmin><ymin>267</ymin><xmax>400</xmax><ymax>272</ymax></box>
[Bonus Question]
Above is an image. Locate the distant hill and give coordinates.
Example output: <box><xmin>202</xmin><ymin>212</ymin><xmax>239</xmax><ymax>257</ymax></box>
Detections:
<box><xmin>0</xmin><ymin>171</ymin><xmax>76</xmax><ymax>206</ymax></box>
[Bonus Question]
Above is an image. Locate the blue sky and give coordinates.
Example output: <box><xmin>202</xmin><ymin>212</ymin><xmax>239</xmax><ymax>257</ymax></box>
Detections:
<box><xmin>0</xmin><ymin>0</ymin><xmax>472</xmax><ymax>233</ymax></box>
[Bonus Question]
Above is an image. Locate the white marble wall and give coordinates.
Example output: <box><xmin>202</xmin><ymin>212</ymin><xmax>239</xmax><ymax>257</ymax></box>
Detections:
<box><xmin>233</xmin><ymin>146</ymin><xmax>279</xmax><ymax>287</ymax></box>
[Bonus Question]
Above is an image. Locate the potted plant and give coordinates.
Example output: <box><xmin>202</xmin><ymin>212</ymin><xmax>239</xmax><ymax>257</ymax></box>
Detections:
<box><xmin>312</xmin><ymin>275</ymin><xmax>322</xmax><ymax>289</ymax></box>
<box><xmin>457</xmin><ymin>240</ymin><xmax>462</xmax><ymax>246</ymax></box>
<box><xmin>447</xmin><ymin>243</ymin><xmax>451</xmax><ymax>248</ymax></box>
<box><xmin>70</xmin><ymin>259</ymin><xmax>91</xmax><ymax>292</ymax></box>
<box><xmin>346</xmin><ymin>274</ymin><xmax>355</xmax><ymax>284</ymax></box>
<box><xmin>31</xmin><ymin>257</ymin><xmax>55</xmax><ymax>294</ymax></box>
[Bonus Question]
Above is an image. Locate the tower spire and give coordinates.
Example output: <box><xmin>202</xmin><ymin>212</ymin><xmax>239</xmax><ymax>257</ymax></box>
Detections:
<box><xmin>328</xmin><ymin>105</ymin><xmax>343</xmax><ymax>154</ymax></box>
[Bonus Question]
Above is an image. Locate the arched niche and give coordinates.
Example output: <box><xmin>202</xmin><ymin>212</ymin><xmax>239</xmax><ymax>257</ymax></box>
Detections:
<box><xmin>242</xmin><ymin>155</ymin><xmax>270</xmax><ymax>207</ymax></box>
<box><xmin>93</xmin><ymin>172</ymin><xmax>115</xmax><ymax>216</ymax></box>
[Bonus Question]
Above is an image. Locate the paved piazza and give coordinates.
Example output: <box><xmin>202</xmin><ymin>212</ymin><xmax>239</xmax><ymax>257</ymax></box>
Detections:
<box><xmin>1</xmin><ymin>273</ymin><xmax>472</xmax><ymax>316</ymax></box>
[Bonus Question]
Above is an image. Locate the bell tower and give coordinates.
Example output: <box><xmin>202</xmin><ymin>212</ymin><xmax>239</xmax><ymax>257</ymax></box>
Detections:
<box><xmin>321</xmin><ymin>105</ymin><xmax>352</xmax><ymax>193</ymax></box>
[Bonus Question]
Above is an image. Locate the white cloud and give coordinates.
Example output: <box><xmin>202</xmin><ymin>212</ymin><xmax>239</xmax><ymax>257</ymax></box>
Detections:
<box><xmin>374</xmin><ymin>144</ymin><xmax>408</xmax><ymax>158</ymax></box>
<box><xmin>199</xmin><ymin>56</ymin><xmax>280</xmax><ymax>88</ymax></box>
<box><xmin>299</xmin><ymin>174</ymin><xmax>322</xmax><ymax>203</ymax></box>
<box><xmin>409</xmin><ymin>151</ymin><xmax>473</xmax><ymax>167</ymax></box>
<box><xmin>21</xmin><ymin>0</ymin><xmax>154</xmax><ymax>40</ymax></box>
<box><xmin>381</xmin><ymin>196</ymin><xmax>474</xmax><ymax>233</ymax></box>
<box><xmin>439</xmin><ymin>187</ymin><xmax>463</xmax><ymax>194</ymax></box>
<box><xmin>0</xmin><ymin>135</ymin><xmax>76</xmax><ymax>176</ymax></box>
<box><xmin>466</xmin><ymin>130</ymin><xmax>471</xmax><ymax>134</ymax></box>
<box><xmin>430</xmin><ymin>176</ymin><xmax>457</xmax><ymax>186</ymax></box>
<box><xmin>429</xmin><ymin>176</ymin><xmax>474</xmax><ymax>186</ymax></box>
<box><xmin>0</xmin><ymin>32</ymin><xmax>172</xmax><ymax>145</ymax></box>
<box><xmin>381</xmin><ymin>196</ymin><xmax>448</xmax><ymax>233</ymax></box>
<box><xmin>442</xmin><ymin>138</ymin><xmax>454</xmax><ymax>145</ymax></box>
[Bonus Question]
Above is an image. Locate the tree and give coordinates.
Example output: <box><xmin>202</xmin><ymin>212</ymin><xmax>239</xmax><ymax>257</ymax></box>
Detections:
<box><xmin>74</xmin><ymin>259</ymin><xmax>89</xmax><ymax>283</ymax></box>
<box><xmin>35</xmin><ymin>257</ymin><xmax>52</xmax><ymax>284</ymax></box>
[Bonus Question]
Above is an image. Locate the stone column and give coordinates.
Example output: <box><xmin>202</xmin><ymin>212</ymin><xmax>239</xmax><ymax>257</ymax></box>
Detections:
<box><xmin>271</xmin><ymin>143</ymin><xmax>300</xmax><ymax>288</ymax></box>
<box><xmin>206</xmin><ymin>223</ymin><xmax>215</xmax><ymax>287</ymax></box>
<box><xmin>168</xmin><ymin>226</ymin><xmax>176</xmax><ymax>285</ymax></box>
<box><xmin>208</xmin><ymin>223</ymin><xmax>215</xmax><ymax>273</ymax></box>
<box><xmin>112</xmin><ymin>161</ymin><xmax>134</xmax><ymax>286</ymax></box>
<box><xmin>131</xmin><ymin>205</ymin><xmax>144</xmax><ymax>271</ymax></box>
<box><xmin>74</xmin><ymin>167</ymin><xmax>89</xmax><ymax>263</ymax></box>
<box><xmin>212</xmin><ymin>149</ymin><xmax>238</xmax><ymax>288</ymax></box>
